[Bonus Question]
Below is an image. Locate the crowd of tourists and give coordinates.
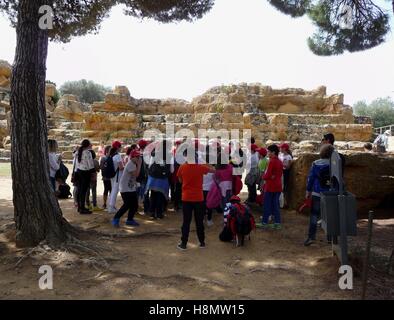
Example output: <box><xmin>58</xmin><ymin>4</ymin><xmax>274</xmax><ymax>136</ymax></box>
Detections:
<box><xmin>47</xmin><ymin>132</ymin><xmax>360</xmax><ymax>250</ymax></box>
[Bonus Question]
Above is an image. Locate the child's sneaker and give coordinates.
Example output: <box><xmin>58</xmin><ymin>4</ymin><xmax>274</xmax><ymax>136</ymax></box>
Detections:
<box><xmin>92</xmin><ymin>206</ymin><xmax>103</xmax><ymax>212</ymax></box>
<box><xmin>125</xmin><ymin>219</ymin><xmax>140</xmax><ymax>227</ymax></box>
<box><xmin>256</xmin><ymin>222</ymin><xmax>269</xmax><ymax>229</ymax></box>
<box><xmin>304</xmin><ymin>238</ymin><xmax>315</xmax><ymax>246</ymax></box>
<box><xmin>108</xmin><ymin>206</ymin><xmax>117</xmax><ymax>214</ymax></box>
<box><xmin>273</xmin><ymin>223</ymin><xmax>282</xmax><ymax>230</ymax></box>
<box><xmin>111</xmin><ymin>218</ymin><xmax>120</xmax><ymax>228</ymax></box>
<box><xmin>177</xmin><ymin>242</ymin><xmax>187</xmax><ymax>251</ymax></box>
<box><xmin>199</xmin><ymin>242</ymin><xmax>206</xmax><ymax>249</ymax></box>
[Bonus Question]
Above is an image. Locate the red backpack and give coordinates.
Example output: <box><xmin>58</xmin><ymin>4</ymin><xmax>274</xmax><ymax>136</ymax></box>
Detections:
<box><xmin>228</xmin><ymin>203</ymin><xmax>256</xmax><ymax>245</ymax></box>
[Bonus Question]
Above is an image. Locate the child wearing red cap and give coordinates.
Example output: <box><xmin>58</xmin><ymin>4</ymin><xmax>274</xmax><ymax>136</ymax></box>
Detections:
<box><xmin>257</xmin><ymin>147</ymin><xmax>268</xmax><ymax>192</ymax></box>
<box><xmin>257</xmin><ymin>144</ymin><xmax>283</xmax><ymax>230</ymax></box>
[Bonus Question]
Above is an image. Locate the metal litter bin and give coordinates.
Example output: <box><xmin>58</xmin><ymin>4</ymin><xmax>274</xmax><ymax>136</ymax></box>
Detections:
<box><xmin>321</xmin><ymin>191</ymin><xmax>357</xmax><ymax>237</ymax></box>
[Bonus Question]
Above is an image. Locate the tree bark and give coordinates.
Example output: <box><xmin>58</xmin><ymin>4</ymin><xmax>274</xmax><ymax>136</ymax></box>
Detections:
<box><xmin>11</xmin><ymin>0</ymin><xmax>71</xmax><ymax>247</ymax></box>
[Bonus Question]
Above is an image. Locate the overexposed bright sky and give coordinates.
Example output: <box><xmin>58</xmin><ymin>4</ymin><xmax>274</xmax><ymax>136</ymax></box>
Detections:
<box><xmin>1</xmin><ymin>0</ymin><xmax>393</xmax><ymax>105</ymax></box>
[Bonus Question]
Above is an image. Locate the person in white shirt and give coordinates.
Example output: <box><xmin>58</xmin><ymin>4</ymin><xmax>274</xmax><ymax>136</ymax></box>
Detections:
<box><xmin>279</xmin><ymin>143</ymin><xmax>293</xmax><ymax>208</ymax></box>
<box><xmin>112</xmin><ymin>149</ymin><xmax>142</xmax><ymax>228</ymax></box>
<box><xmin>76</xmin><ymin>139</ymin><xmax>95</xmax><ymax>214</ymax></box>
<box><xmin>245</xmin><ymin>144</ymin><xmax>260</xmax><ymax>204</ymax></box>
<box><xmin>374</xmin><ymin>130</ymin><xmax>391</xmax><ymax>153</ymax></box>
<box><xmin>108</xmin><ymin>140</ymin><xmax>125</xmax><ymax>213</ymax></box>
<box><xmin>48</xmin><ymin>139</ymin><xmax>61</xmax><ymax>192</ymax></box>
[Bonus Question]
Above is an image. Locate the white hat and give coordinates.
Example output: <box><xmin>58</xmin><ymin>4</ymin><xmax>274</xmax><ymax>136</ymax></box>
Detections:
<box><xmin>384</xmin><ymin>130</ymin><xmax>391</xmax><ymax>135</ymax></box>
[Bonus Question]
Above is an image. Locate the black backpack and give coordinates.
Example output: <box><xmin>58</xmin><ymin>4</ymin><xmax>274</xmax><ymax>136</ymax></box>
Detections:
<box><xmin>55</xmin><ymin>162</ymin><xmax>69</xmax><ymax>182</ymax></box>
<box><xmin>136</xmin><ymin>157</ymin><xmax>148</xmax><ymax>183</ymax></box>
<box><xmin>219</xmin><ymin>226</ymin><xmax>233</xmax><ymax>242</ymax></box>
<box><xmin>57</xmin><ymin>183</ymin><xmax>72</xmax><ymax>199</ymax></box>
<box><xmin>101</xmin><ymin>155</ymin><xmax>117</xmax><ymax>179</ymax></box>
<box><xmin>149</xmin><ymin>163</ymin><xmax>171</xmax><ymax>179</ymax></box>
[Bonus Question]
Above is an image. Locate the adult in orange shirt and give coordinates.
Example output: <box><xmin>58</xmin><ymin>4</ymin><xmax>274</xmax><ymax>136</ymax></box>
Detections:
<box><xmin>177</xmin><ymin>157</ymin><xmax>215</xmax><ymax>251</ymax></box>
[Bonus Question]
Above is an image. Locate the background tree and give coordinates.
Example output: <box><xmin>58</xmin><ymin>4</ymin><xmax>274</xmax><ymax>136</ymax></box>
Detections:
<box><xmin>353</xmin><ymin>97</ymin><xmax>394</xmax><ymax>128</ymax></box>
<box><xmin>269</xmin><ymin>0</ymin><xmax>392</xmax><ymax>55</ymax></box>
<box><xmin>60</xmin><ymin>79</ymin><xmax>111</xmax><ymax>104</ymax></box>
<box><xmin>0</xmin><ymin>0</ymin><xmax>214</xmax><ymax>247</ymax></box>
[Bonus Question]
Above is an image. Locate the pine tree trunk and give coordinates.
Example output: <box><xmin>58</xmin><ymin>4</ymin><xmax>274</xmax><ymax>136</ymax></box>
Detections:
<box><xmin>11</xmin><ymin>0</ymin><xmax>70</xmax><ymax>247</ymax></box>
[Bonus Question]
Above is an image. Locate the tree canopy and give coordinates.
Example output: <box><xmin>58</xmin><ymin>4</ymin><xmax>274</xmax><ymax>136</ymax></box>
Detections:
<box><xmin>60</xmin><ymin>79</ymin><xmax>111</xmax><ymax>104</ymax></box>
<box><xmin>0</xmin><ymin>1</ymin><xmax>215</xmax><ymax>42</ymax></box>
<box><xmin>269</xmin><ymin>0</ymin><xmax>392</xmax><ymax>55</ymax></box>
<box><xmin>353</xmin><ymin>97</ymin><xmax>394</xmax><ymax>128</ymax></box>
<box><xmin>1</xmin><ymin>1</ymin><xmax>392</xmax><ymax>55</ymax></box>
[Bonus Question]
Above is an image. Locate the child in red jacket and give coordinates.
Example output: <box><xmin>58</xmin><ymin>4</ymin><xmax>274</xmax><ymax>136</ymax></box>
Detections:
<box><xmin>258</xmin><ymin>144</ymin><xmax>283</xmax><ymax>230</ymax></box>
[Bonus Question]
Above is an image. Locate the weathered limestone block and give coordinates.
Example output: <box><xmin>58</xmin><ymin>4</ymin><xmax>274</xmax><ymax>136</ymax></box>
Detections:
<box><xmin>222</xmin><ymin>112</ymin><xmax>243</xmax><ymax>124</ymax></box>
<box><xmin>290</xmin><ymin>124</ymin><xmax>372</xmax><ymax>142</ymax></box>
<box><xmin>0</xmin><ymin>60</ymin><xmax>11</xmax><ymax>89</ymax></box>
<box><xmin>323</xmin><ymin>94</ymin><xmax>344</xmax><ymax>113</ymax></box>
<box><xmin>287</xmin><ymin>114</ymin><xmax>354</xmax><ymax>126</ymax></box>
<box><xmin>45</xmin><ymin>83</ymin><xmax>56</xmax><ymax>98</ymax></box>
<box><xmin>0</xmin><ymin>100</ymin><xmax>10</xmax><ymax>113</ymax></box>
<box><xmin>195</xmin><ymin>113</ymin><xmax>222</xmax><ymax>125</ymax></box>
<box><xmin>105</xmin><ymin>93</ymin><xmax>130</xmax><ymax>106</ymax></box>
<box><xmin>0</xmin><ymin>75</ymin><xmax>10</xmax><ymax>88</ymax></box>
<box><xmin>157</xmin><ymin>99</ymin><xmax>189</xmax><ymax>114</ymax></box>
<box><xmin>288</xmin><ymin>153</ymin><xmax>394</xmax><ymax>217</ymax></box>
<box><xmin>164</xmin><ymin>113</ymin><xmax>195</xmax><ymax>124</ymax></box>
<box><xmin>267</xmin><ymin>114</ymin><xmax>289</xmax><ymax>126</ymax></box>
<box><xmin>84</xmin><ymin>112</ymin><xmax>139</xmax><ymax>131</ymax></box>
<box><xmin>0</xmin><ymin>119</ymin><xmax>8</xmax><ymax>147</ymax></box>
<box><xmin>45</xmin><ymin>84</ymin><xmax>57</xmax><ymax>112</ymax></box>
<box><xmin>243</xmin><ymin>113</ymin><xmax>268</xmax><ymax>128</ymax></box>
<box><xmin>113</xmin><ymin>86</ymin><xmax>130</xmax><ymax>96</ymax></box>
<box><xmin>62</xmin><ymin>94</ymin><xmax>79</xmax><ymax>101</ymax></box>
<box><xmin>312</xmin><ymin>85</ymin><xmax>327</xmax><ymax>96</ymax></box>
<box><xmin>3</xmin><ymin>136</ymin><xmax>11</xmax><ymax>150</ymax></box>
<box><xmin>223</xmin><ymin>103</ymin><xmax>244</xmax><ymax>113</ymax></box>
<box><xmin>54</xmin><ymin>95</ymin><xmax>84</xmax><ymax>122</ymax></box>
<box><xmin>137</xmin><ymin>104</ymin><xmax>158</xmax><ymax>115</ymax></box>
<box><xmin>277</xmin><ymin>102</ymin><xmax>301</xmax><ymax>113</ymax></box>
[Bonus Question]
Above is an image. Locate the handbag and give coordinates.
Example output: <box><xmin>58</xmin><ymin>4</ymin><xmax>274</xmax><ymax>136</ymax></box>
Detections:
<box><xmin>206</xmin><ymin>179</ymin><xmax>222</xmax><ymax>209</ymax></box>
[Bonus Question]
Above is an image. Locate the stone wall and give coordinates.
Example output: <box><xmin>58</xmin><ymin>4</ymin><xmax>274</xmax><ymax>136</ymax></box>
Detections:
<box><xmin>288</xmin><ymin>152</ymin><xmax>394</xmax><ymax>217</ymax></box>
<box><xmin>57</xmin><ymin>83</ymin><xmax>371</xmax><ymax>150</ymax></box>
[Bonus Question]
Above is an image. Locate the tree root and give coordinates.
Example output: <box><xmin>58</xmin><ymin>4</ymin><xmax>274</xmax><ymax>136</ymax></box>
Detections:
<box><xmin>75</xmin><ymin>227</ymin><xmax>179</xmax><ymax>240</ymax></box>
<box><xmin>11</xmin><ymin>232</ymin><xmax>120</xmax><ymax>273</ymax></box>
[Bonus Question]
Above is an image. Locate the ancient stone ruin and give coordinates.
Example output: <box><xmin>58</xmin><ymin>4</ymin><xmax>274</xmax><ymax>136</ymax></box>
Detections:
<box><xmin>1</xmin><ymin>59</ymin><xmax>393</xmax><ymax>216</ymax></box>
<box><xmin>45</xmin><ymin>83</ymin><xmax>372</xmax><ymax>159</ymax></box>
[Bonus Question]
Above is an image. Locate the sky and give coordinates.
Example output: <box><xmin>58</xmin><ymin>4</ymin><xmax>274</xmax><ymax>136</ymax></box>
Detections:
<box><xmin>0</xmin><ymin>0</ymin><xmax>394</xmax><ymax>106</ymax></box>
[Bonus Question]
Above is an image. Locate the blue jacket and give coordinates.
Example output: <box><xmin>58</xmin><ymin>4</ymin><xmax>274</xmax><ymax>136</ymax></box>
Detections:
<box><xmin>306</xmin><ymin>158</ymin><xmax>330</xmax><ymax>196</ymax></box>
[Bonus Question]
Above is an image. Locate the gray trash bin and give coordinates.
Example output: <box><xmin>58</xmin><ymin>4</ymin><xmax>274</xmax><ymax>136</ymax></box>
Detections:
<box><xmin>320</xmin><ymin>191</ymin><xmax>357</xmax><ymax>237</ymax></box>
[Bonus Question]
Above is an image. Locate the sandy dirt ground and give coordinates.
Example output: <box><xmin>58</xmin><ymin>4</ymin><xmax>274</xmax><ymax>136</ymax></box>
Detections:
<box><xmin>0</xmin><ymin>170</ymin><xmax>392</xmax><ymax>300</ymax></box>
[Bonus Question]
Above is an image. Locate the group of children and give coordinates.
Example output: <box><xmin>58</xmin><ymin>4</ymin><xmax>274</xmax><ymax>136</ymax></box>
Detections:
<box><xmin>50</xmin><ymin>133</ymin><xmax>360</xmax><ymax>251</ymax></box>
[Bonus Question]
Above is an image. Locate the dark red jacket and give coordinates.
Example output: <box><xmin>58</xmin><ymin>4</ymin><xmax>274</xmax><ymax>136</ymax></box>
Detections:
<box><xmin>263</xmin><ymin>156</ymin><xmax>283</xmax><ymax>193</ymax></box>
